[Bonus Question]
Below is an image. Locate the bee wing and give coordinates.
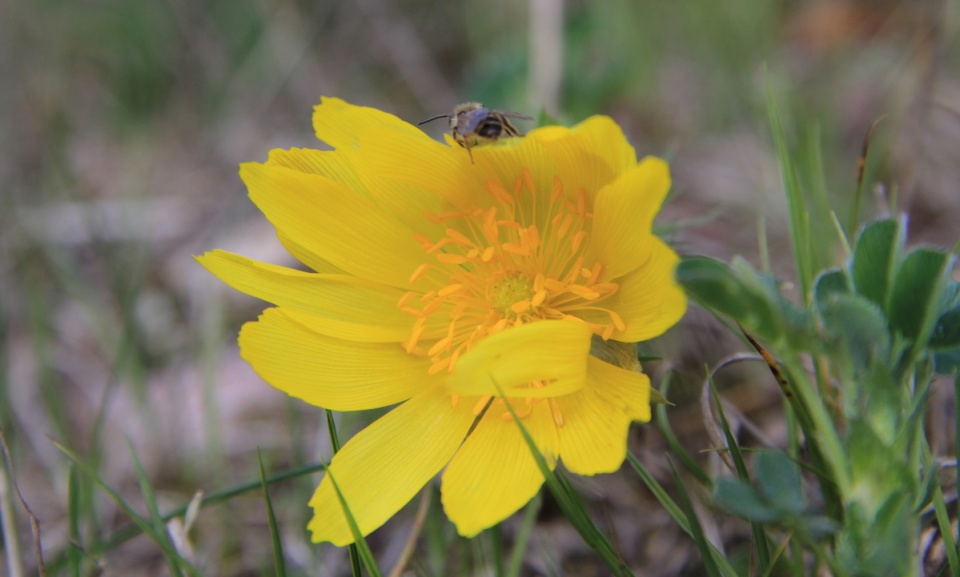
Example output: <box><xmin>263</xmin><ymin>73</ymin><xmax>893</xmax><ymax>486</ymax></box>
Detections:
<box><xmin>492</xmin><ymin>110</ymin><xmax>534</xmax><ymax>120</ymax></box>
<box><xmin>456</xmin><ymin>108</ymin><xmax>490</xmax><ymax>134</ymax></box>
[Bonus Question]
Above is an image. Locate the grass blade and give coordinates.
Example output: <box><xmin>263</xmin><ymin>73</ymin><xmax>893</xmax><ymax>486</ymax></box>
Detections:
<box><xmin>126</xmin><ymin>439</ymin><xmax>186</xmax><ymax>577</ymax></box>
<box><xmin>56</xmin><ymin>442</ymin><xmax>203</xmax><ymax>577</ymax></box>
<box><xmin>666</xmin><ymin>457</ymin><xmax>722</xmax><ymax>577</ymax></box>
<box><xmin>46</xmin><ymin>461</ymin><xmax>327</xmax><ymax>573</ymax></box>
<box><xmin>325</xmin><ymin>408</ymin><xmax>364</xmax><ymax>577</ymax></box>
<box><xmin>505</xmin><ymin>492</ymin><xmax>541</xmax><ymax>577</ymax></box>
<box><xmin>766</xmin><ymin>78</ymin><xmax>812</xmax><ymax>302</ymax></box>
<box><xmin>67</xmin><ymin>464</ymin><xmax>82</xmax><ymax>577</ymax></box>
<box><xmin>655</xmin><ymin>372</ymin><xmax>710</xmax><ymax>485</ymax></box>
<box><xmin>709</xmin><ymin>382</ymin><xmax>772</xmax><ymax>571</ymax></box>
<box><xmin>627</xmin><ymin>454</ymin><xmax>740</xmax><ymax>576</ymax></box>
<box><xmin>496</xmin><ymin>392</ymin><xmax>632</xmax><ymax>577</ymax></box>
<box><xmin>327</xmin><ymin>470</ymin><xmax>384</xmax><ymax>577</ymax></box>
<box><xmin>932</xmin><ymin>482</ymin><xmax>959</xmax><ymax>577</ymax></box>
<box><xmin>257</xmin><ymin>449</ymin><xmax>287</xmax><ymax>577</ymax></box>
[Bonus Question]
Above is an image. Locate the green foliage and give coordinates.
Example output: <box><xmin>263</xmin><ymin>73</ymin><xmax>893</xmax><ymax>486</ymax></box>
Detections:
<box><xmin>678</xmin><ymin>207</ymin><xmax>958</xmax><ymax>576</ymax></box>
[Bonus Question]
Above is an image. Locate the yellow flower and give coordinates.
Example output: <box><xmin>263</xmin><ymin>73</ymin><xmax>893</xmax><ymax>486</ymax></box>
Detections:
<box><xmin>198</xmin><ymin>97</ymin><xmax>686</xmax><ymax>545</ymax></box>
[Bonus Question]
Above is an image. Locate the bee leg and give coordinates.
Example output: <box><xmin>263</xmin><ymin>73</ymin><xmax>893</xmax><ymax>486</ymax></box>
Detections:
<box><xmin>465</xmin><ymin>141</ymin><xmax>475</xmax><ymax>164</ymax></box>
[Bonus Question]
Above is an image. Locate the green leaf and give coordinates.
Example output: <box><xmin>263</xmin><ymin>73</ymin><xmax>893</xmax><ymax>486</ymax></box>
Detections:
<box><xmin>799</xmin><ymin>516</ymin><xmax>840</xmax><ymax>540</ymax></box>
<box><xmin>676</xmin><ymin>256</ymin><xmax>755</xmax><ymax>319</ymax></box>
<box><xmin>930</xmin><ymin>307</ymin><xmax>960</xmax><ymax>349</ymax></box>
<box><xmin>935</xmin><ymin>348</ymin><xmax>960</xmax><ymax>374</ymax></box>
<box><xmin>730</xmin><ymin>257</ymin><xmax>789</xmax><ymax>341</ymax></box>
<box><xmin>813</xmin><ymin>268</ymin><xmax>850</xmax><ymax>314</ymax></box>
<box><xmin>676</xmin><ymin>256</ymin><xmax>784</xmax><ymax>341</ymax></box>
<box><xmin>818</xmin><ymin>293</ymin><xmax>891</xmax><ymax>371</ymax></box>
<box><xmin>888</xmin><ymin>248</ymin><xmax>953</xmax><ymax>343</ymax></box>
<box><xmin>850</xmin><ymin>219</ymin><xmax>902</xmax><ymax>310</ymax></box>
<box><xmin>754</xmin><ymin>452</ymin><xmax>805</xmax><ymax>516</ymax></box>
<box><xmin>845</xmin><ymin>419</ymin><xmax>915</xmax><ymax>520</ymax></box>
<box><xmin>713</xmin><ymin>479</ymin><xmax>783</xmax><ymax>523</ymax></box>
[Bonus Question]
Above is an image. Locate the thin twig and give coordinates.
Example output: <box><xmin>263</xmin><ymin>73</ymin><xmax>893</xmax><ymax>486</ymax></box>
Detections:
<box><xmin>387</xmin><ymin>488</ymin><xmax>432</xmax><ymax>577</ymax></box>
<box><xmin>1</xmin><ymin>426</ymin><xmax>46</xmax><ymax>577</ymax></box>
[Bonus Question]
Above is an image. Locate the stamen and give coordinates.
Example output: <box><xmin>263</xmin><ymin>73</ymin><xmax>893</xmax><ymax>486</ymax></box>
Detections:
<box><xmin>427</xmin><ymin>336</ymin><xmax>452</xmax><ymax>356</ymax></box>
<box><xmin>531</xmin><ymin>290</ymin><xmax>547</xmax><ymax>307</ymax></box>
<box><xmin>601</xmin><ymin>324</ymin><xmax>615</xmax><ymax>340</ymax></box>
<box><xmin>422</xmin><ymin>298</ymin><xmax>445</xmax><ymax>316</ymax></box>
<box><xmin>486</xmin><ymin>180</ymin><xmax>512</xmax><ymax>204</ymax></box>
<box><xmin>428</xmin><ymin>357</ymin><xmax>452</xmax><ymax>374</ymax></box>
<box><xmin>568</xmin><ymin>285</ymin><xmax>600</xmax><ymax>300</ymax></box>
<box><xmin>438</xmin><ymin>283</ymin><xmax>464</xmax><ymax>296</ymax></box>
<box><xmin>551</xmin><ymin>176</ymin><xmax>563</xmax><ymax>201</ymax></box>
<box><xmin>446</xmin><ymin>228</ymin><xmax>474</xmax><ymax>246</ymax></box>
<box><xmin>609</xmin><ymin>310</ymin><xmax>626</xmax><ymax>332</ymax></box>
<box><xmin>557</xmin><ymin>214</ymin><xmax>572</xmax><ymax>238</ymax></box>
<box><xmin>522</xmin><ymin>167</ymin><xmax>536</xmax><ymax>195</ymax></box>
<box><xmin>570</xmin><ymin>230</ymin><xmax>587</xmax><ymax>253</ymax></box>
<box><xmin>427</xmin><ymin>238</ymin><xmax>451</xmax><ymax>253</ymax></box>
<box><xmin>576</xmin><ymin>188</ymin><xmax>587</xmax><ymax>216</ymax></box>
<box><xmin>502</xmin><ymin>243</ymin><xmax>528</xmax><ymax>256</ymax></box>
<box><xmin>405</xmin><ymin>319</ymin><xmax>426</xmax><ymax>352</ymax></box>
<box><xmin>397</xmin><ymin>291</ymin><xmax>416</xmax><ymax>307</ymax></box>
<box><xmin>403</xmin><ymin>165</ymin><xmax>626</xmax><ymax>413</ymax></box>
<box><xmin>549</xmin><ymin>398</ymin><xmax>564</xmax><ymax>427</ymax></box>
<box><xmin>413</xmin><ymin>233</ymin><xmax>433</xmax><ymax>248</ymax></box>
<box><xmin>437</xmin><ymin>253</ymin><xmax>469</xmax><ymax>264</ymax></box>
<box><xmin>409</xmin><ymin>264</ymin><xmax>431</xmax><ymax>283</ymax></box>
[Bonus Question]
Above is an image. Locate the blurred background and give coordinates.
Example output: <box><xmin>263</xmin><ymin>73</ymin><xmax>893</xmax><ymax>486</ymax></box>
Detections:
<box><xmin>1</xmin><ymin>0</ymin><xmax>958</xmax><ymax>575</ymax></box>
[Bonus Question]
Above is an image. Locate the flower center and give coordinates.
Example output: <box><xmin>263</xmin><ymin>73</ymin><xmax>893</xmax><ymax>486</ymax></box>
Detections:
<box><xmin>397</xmin><ymin>167</ymin><xmax>624</xmax><ymax>421</ymax></box>
<box><xmin>490</xmin><ymin>273</ymin><xmax>534</xmax><ymax>318</ymax></box>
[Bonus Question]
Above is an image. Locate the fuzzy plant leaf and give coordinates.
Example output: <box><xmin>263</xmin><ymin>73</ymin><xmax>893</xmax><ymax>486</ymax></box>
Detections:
<box><xmin>754</xmin><ymin>451</ymin><xmax>806</xmax><ymax>516</ymax></box>
<box><xmin>888</xmin><ymin>248</ymin><xmax>953</xmax><ymax>344</ymax></box>
<box><xmin>818</xmin><ymin>293</ymin><xmax>891</xmax><ymax>372</ymax></box>
<box><xmin>850</xmin><ymin>218</ymin><xmax>902</xmax><ymax>310</ymax></box>
<box><xmin>713</xmin><ymin>479</ymin><xmax>784</xmax><ymax>523</ymax></box>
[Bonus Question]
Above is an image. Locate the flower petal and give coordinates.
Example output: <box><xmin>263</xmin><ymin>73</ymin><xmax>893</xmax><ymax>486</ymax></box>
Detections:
<box><xmin>241</xmin><ymin>161</ymin><xmax>443</xmax><ymax>290</ymax></box>
<box><xmin>276</xmin><ymin>231</ymin><xmax>346</xmax><ymax>275</ymax></box>
<box><xmin>308</xmin><ymin>387</ymin><xmax>476</xmax><ymax>545</ymax></box>
<box><xmin>197</xmin><ymin>250</ymin><xmax>411</xmax><ymax>342</ymax></box>
<box><xmin>588</xmin><ymin>355</ymin><xmax>652</xmax><ymax>422</ymax></box>
<box><xmin>601</xmin><ymin>236</ymin><xmax>687</xmax><ymax>342</ymax></box>
<box><xmin>441</xmin><ymin>401</ymin><xmax>557</xmax><ymax>537</ymax></box>
<box><xmin>447</xmin><ymin>320</ymin><xmax>592</xmax><ymax>398</ymax></box>
<box><xmin>312</xmin><ymin>98</ymin><xmax>485</xmax><ymax>213</ymax></box>
<box><xmin>239</xmin><ymin>308</ymin><xmax>434</xmax><ymax>410</ymax></box>
<box><xmin>557</xmin><ymin>356</ymin><xmax>651</xmax><ymax>474</ymax></box>
<box><xmin>312</xmin><ymin>97</ymin><xmax>439</xmax><ymax>153</ymax></box>
<box><xmin>588</xmin><ymin>156</ymin><xmax>672</xmax><ymax>279</ymax></box>
<box><xmin>530</xmin><ymin>115</ymin><xmax>638</xmax><ymax>198</ymax></box>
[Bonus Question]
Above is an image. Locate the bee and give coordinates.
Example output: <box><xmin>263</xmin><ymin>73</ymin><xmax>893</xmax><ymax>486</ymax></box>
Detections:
<box><xmin>419</xmin><ymin>102</ymin><xmax>532</xmax><ymax>162</ymax></box>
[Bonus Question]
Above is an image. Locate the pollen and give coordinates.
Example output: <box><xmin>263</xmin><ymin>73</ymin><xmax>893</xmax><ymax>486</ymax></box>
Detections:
<box><xmin>399</xmin><ymin>169</ymin><xmax>626</xmax><ymax>408</ymax></box>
